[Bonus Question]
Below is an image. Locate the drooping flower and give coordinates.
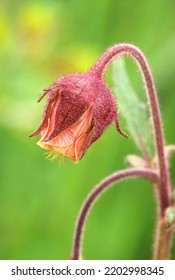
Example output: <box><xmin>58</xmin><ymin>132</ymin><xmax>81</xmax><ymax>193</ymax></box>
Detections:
<box><xmin>30</xmin><ymin>73</ymin><xmax>127</xmax><ymax>162</ymax></box>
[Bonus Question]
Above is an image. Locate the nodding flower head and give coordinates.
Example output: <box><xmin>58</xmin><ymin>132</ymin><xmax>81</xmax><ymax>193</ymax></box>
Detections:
<box><xmin>30</xmin><ymin>72</ymin><xmax>127</xmax><ymax>163</ymax></box>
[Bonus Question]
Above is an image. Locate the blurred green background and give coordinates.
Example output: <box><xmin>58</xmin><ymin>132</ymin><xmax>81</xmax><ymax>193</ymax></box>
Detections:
<box><xmin>0</xmin><ymin>0</ymin><xmax>175</xmax><ymax>260</ymax></box>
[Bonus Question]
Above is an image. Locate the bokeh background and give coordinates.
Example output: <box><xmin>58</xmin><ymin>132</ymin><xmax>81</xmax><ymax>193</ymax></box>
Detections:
<box><xmin>0</xmin><ymin>0</ymin><xmax>175</xmax><ymax>260</ymax></box>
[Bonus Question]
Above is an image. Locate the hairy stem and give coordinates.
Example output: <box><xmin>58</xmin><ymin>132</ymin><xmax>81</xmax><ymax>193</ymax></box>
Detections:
<box><xmin>153</xmin><ymin>185</ymin><xmax>174</xmax><ymax>259</ymax></box>
<box><xmin>89</xmin><ymin>43</ymin><xmax>171</xmax><ymax>215</ymax></box>
<box><xmin>71</xmin><ymin>167</ymin><xmax>159</xmax><ymax>260</ymax></box>
<box><xmin>88</xmin><ymin>43</ymin><xmax>174</xmax><ymax>259</ymax></box>
<box><xmin>153</xmin><ymin>216</ymin><xmax>173</xmax><ymax>259</ymax></box>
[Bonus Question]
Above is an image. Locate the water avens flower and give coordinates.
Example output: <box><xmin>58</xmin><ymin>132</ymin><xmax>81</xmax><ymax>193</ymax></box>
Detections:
<box><xmin>30</xmin><ymin>43</ymin><xmax>175</xmax><ymax>260</ymax></box>
<box><xmin>30</xmin><ymin>73</ymin><xmax>127</xmax><ymax>162</ymax></box>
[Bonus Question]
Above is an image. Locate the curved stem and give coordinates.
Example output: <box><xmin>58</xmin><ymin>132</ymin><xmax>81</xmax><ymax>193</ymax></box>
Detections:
<box><xmin>71</xmin><ymin>167</ymin><xmax>159</xmax><ymax>260</ymax></box>
<box><xmin>89</xmin><ymin>43</ymin><xmax>171</xmax><ymax>215</ymax></box>
<box><xmin>153</xmin><ymin>216</ymin><xmax>173</xmax><ymax>259</ymax></box>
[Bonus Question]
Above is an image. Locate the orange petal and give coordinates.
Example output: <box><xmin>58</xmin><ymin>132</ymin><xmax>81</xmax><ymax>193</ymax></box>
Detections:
<box><xmin>53</xmin><ymin>144</ymin><xmax>76</xmax><ymax>162</ymax></box>
<box><xmin>38</xmin><ymin>106</ymin><xmax>93</xmax><ymax>162</ymax></box>
<box><xmin>74</xmin><ymin>132</ymin><xmax>89</xmax><ymax>161</ymax></box>
<box><xmin>46</xmin><ymin>129</ymin><xmax>74</xmax><ymax>147</ymax></box>
<box><xmin>71</xmin><ymin>106</ymin><xmax>93</xmax><ymax>137</ymax></box>
<box><xmin>40</xmin><ymin>97</ymin><xmax>60</xmax><ymax>142</ymax></box>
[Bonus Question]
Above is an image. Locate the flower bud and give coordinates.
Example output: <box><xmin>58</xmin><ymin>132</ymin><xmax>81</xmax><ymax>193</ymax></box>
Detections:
<box><xmin>30</xmin><ymin>73</ymin><xmax>127</xmax><ymax>162</ymax></box>
<box><xmin>165</xmin><ymin>207</ymin><xmax>175</xmax><ymax>228</ymax></box>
